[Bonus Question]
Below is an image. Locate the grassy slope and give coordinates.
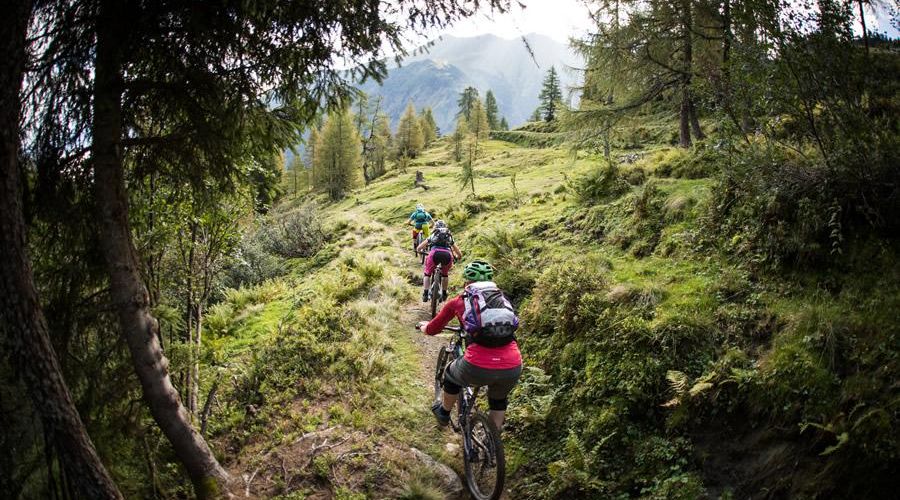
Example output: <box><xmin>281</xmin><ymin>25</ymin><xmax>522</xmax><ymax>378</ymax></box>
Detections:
<box><xmin>203</xmin><ymin>131</ymin><xmax>897</xmax><ymax>498</ymax></box>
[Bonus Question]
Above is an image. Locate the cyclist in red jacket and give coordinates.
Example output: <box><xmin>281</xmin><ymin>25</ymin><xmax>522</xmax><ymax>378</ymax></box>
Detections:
<box><xmin>417</xmin><ymin>260</ymin><xmax>522</xmax><ymax>431</ymax></box>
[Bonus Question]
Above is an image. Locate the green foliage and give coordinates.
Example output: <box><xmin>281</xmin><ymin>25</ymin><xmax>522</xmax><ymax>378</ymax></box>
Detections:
<box><xmin>258</xmin><ymin>203</ymin><xmax>326</xmax><ymax>259</ymax></box>
<box><xmin>484</xmin><ymin>89</ymin><xmax>499</xmax><ymax>129</ymax></box>
<box><xmin>225</xmin><ymin>203</ymin><xmax>326</xmax><ymax>288</ymax></box>
<box><xmin>510</xmin><ymin>258</ymin><xmax>717</xmax><ymax>499</ymax></box>
<box><xmin>570</xmin><ymin>161</ymin><xmax>630</xmax><ymax>205</ymax></box>
<box><xmin>314</xmin><ymin>109</ymin><xmax>363</xmax><ymax>200</ymax></box>
<box><xmin>395</xmin><ymin>102</ymin><xmax>425</xmax><ymax>160</ymax></box>
<box><xmin>418</xmin><ymin>107</ymin><xmax>437</xmax><ymax>147</ymax></box>
<box><xmin>456</xmin><ymin>86</ymin><xmax>479</xmax><ymax>122</ymax></box>
<box><xmin>652</xmin><ymin>145</ymin><xmax>723</xmax><ymax>179</ymax></box>
<box><xmin>538</xmin><ymin>66</ymin><xmax>562</xmax><ymax>122</ymax></box>
<box><xmin>450</xmin><ymin>116</ymin><xmax>468</xmax><ymax>162</ymax></box>
<box><xmin>473</xmin><ymin>224</ymin><xmax>537</xmax><ymax>303</ymax></box>
<box><xmin>708</xmin><ymin>144</ymin><xmax>856</xmax><ymax>268</ymax></box>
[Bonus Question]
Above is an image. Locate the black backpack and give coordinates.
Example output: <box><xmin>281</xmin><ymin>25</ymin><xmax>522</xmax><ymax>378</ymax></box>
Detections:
<box><xmin>431</xmin><ymin>228</ymin><xmax>452</xmax><ymax>248</ymax></box>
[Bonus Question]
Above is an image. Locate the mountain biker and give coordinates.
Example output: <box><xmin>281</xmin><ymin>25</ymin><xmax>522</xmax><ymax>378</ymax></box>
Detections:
<box><xmin>408</xmin><ymin>203</ymin><xmax>433</xmax><ymax>251</ymax></box>
<box><xmin>416</xmin><ymin>260</ymin><xmax>522</xmax><ymax>432</ymax></box>
<box><xmin>416</xmin><ymin>220</ymin><xmax>462</xmax><ymax>303</ymax></box>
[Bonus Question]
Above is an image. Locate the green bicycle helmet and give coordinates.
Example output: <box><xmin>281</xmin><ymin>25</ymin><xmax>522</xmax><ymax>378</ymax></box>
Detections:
<box><xmin>463</xmin><ymin>260</ymin><xmax>494</xmax><ymax>282</ymax></box>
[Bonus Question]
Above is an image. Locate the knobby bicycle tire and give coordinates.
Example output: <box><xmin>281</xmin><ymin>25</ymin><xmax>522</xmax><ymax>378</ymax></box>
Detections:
<box><xmin>463</xmin><ymin>411</ymin><xmax>505</xmax><ymax>500</ymax></box>
<box><xmin>430</xmin><ymin>265</ymin><xmax>441</xmax><ymax>318</ymax></box>
<box><xmin>433</xmin><ymin>347</ymin><xmax>451</xmax><ymax>402</ymax></box>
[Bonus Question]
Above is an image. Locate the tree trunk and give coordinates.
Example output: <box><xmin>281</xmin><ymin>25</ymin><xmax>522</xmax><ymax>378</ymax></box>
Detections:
<box><xmin>192</xmin><ymin>301</ymin><xmax>202</xmax><ymax>419</ymax></box>
<box><xmin>679</xmin><ymin>89</ymin><xmax>692</xmax><ymax>148</ymax></box>
<box><xmin>679</xmin><ymin>0</ymin><xmax>694</xmax><ymax>148</ymax></box>
<box><xmin>689</xmin><ymin>99</ymin><xmax>705</xmax><ymax>140</ymax></box>
<box><xmin>92</xmin><ymin>0</ymin><xmax>228</xmax><ymax>496</ymax></box>
<box><xmin>0</xmin><ymin>3</ymin><xmax>122</xmax><ymax>498</ymax></box>
<box><xmin>857</xmin><ymin>0</ymin><xmax>869</xmax><ymax>56</ymax></box>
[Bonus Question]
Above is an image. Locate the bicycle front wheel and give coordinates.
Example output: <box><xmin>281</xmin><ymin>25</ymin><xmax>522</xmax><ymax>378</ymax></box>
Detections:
<box><xmin>464</xmin><ymin>411</ymin><xmax>505</xmax><ymax>500</ymax></box>
<box><xmin>433</xmin><ymin>348</ymin><xmax>451</xmax><ymax>401</ymax></box>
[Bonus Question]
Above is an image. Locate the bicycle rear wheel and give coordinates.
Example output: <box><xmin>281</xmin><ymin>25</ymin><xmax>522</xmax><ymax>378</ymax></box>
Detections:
<box><xmin>464</xmin><ymin>411</ymin><xmax>505</xmax><ymax>500</ymax></box>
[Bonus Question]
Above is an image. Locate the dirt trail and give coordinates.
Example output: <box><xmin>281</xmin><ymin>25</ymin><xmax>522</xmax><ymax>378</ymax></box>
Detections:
<box><xmin>222</xmin><ymin>210</ymin><xmax>472</xmax><ymax>499</ymax></box>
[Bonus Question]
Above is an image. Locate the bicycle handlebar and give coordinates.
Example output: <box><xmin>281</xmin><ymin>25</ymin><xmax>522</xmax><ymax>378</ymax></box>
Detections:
<box><xmin>414</xmin><ymin>322</ymin><xmax>461</xmax><ymax>333</ymax></box>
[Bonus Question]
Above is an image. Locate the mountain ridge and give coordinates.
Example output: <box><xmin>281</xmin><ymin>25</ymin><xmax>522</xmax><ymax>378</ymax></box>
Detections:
<box><xmin>359</xmin><ymin>33</ymin><xmax>583</xmax><ymax>133</ymax></box>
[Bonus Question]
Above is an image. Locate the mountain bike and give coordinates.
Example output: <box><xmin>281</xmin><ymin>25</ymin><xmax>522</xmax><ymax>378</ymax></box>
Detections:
<box><xmin>429</xmin><ymin>325</ymin><xmax>505</xmax><ymax>500</ymax></box>
<box><xmin>414</xmin><ymin>231</ymin><xmax>424</xmax><ymax>259</ymax></box>
<box><xmin>429</xmin><ymin>261</ymin><xmax>443</xmax><ymax>318</ymax></box>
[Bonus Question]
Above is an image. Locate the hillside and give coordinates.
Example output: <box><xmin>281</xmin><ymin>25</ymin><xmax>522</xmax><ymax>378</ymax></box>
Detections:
<box><xmin>195</xmin><ymin>119</ymin><xmax>898</xmax><ymax>498</ymax></box>
<box><xmin>359</xmin><ymin>33</ymin><xmax>582</xmax><ymax>132</ymax></box>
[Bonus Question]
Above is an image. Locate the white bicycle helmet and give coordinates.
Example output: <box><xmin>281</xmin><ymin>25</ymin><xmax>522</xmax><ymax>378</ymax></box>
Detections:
<box><xmin>416</xmin><ymin>203</ymin><xmax>425</xmax><ymax>211</ymax></box>
<box><xmin>434</xmin><ymin>219</ymin><xmax>447</xmax><ymax>229</ymax></box>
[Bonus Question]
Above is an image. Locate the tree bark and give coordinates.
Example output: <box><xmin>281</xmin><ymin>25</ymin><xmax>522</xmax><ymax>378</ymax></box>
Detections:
<box><xmin>92</xmin><ymin>0</ymin><xmax>228</xmax><ymax>496</ymax></box>
<box><xmin>679</xmin><ymin>89</ymin><xmax>693</xmax><ymax>148</ymax></box>
<box><xmin>0</xmin><ymin>2</ymin><xmax>122</xmax><ymax>498</ymax></box>
<box><xmin>689</xmin><ymin>99</ymin><xmax>705</xmax><ymax>140</ymax></box>
<box><xmin>857</xmin><ymin>0</ymin><xmax>869</xmax><ymax>56</ymax></box>
<box><xmin>679</xmin><ymin>0</ymin><xmax>694</xmax><ymax>148</ymax></box>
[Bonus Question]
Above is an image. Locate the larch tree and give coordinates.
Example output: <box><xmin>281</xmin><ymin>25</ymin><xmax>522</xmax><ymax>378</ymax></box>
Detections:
<box><xmin>315</xmin><ymin>109</ymin><xmax>362</xmax><ymax>200</ymax></box>
<box><xmin>369</xmin><ymin>113</ymin><xmax>393</xmax><ymax>178</ymax></box>
<box><xmin>458</xmin><ymin>100</ymin><xmax>489</xmax><ymax>195</ymax></box>
<box><xmin>499</xmin><ymin>117</ymin><xmax>509</xmax><ymax>130</ymax></box>
<box><xmin>451</xmin><ymin>116</ymin><xmax>469</xmax><ymax>163</ymax></box>
<box><xmin>17</xmin><ymin>0</ymin><xmax>511</xmax><ymax>496</ymax></box>
<box><xmin>395</xmin><ymin>102</ymin><xmax>425</xmax><ymax>160</ymax></box>
<box><xmin>484</xmin><ymin>90</ymin><xmax>500</xmax><ymax>129</ymax></box>
<box><xmin>420</xmin><ymin>107</ymin><xmax>438</xmax><ymax>146</ymax></box>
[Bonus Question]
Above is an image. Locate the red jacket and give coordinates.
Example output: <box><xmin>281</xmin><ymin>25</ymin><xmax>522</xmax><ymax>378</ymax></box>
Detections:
<box><xmin>425</xmin><ymin>295</ymin><xmax>522</xmax><ymax>369</ymax></box>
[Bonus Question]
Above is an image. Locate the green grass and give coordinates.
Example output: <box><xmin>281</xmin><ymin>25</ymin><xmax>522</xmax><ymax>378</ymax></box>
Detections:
<box><xmin>202</xmin><ymin>128</ymin><xmax>897</xmax><ymax>498</ymax></box>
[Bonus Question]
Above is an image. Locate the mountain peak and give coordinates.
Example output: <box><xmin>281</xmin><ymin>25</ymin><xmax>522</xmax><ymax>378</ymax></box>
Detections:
<box><xmin>360</xmin><ymin>33</ymin><xmax>582</xmax><ymax>132</ymax></box>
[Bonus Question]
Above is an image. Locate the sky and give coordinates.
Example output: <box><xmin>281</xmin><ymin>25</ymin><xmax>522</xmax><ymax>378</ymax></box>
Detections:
<box><xmin>418</xmin><ymin>0</ymin><xmax>898</xmax><ymax>43</ymax></box>
<box><xmin>441</xmin><ymin>0</ymin><xmax>595</xmax><ymax>43</ymax></box>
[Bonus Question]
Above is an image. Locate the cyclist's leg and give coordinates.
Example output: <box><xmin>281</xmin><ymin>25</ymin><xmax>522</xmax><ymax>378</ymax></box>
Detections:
<box><xmin>422</xmin><ymin>250</ymin><xmax>436</xmax><ymax>300</ymax></box>
<box><xmin>484</xmin><ymin>365</ymin><xmax>523</xmax><ymax>431</ymax></box>
<box><xmin>438</xmin><ymin>357</ymin><xmax>467</xmax><ymax>413</ymax></box>
<box><xmin>439</xmin><ymin>253</ymin><xmax>452</xmax><ymax>299</ymax></box>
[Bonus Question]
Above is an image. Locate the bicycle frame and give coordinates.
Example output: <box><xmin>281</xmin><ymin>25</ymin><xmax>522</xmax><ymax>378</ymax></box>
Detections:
<box><xmin>431</xmin><ymin>325</ymin><xmax>504</xmax><ymax>500</ymax></box>
<box><xmin>437</xmin><ymin>328</ymin><xmax>476</xmax><ymax>431</ymax></box>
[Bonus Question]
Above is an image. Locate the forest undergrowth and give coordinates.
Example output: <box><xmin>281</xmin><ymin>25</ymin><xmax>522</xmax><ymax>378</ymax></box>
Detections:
<box><xmin>204</xmin><ymin>123</ymin><xmax>897</xmax><ymax>499</ymax></box>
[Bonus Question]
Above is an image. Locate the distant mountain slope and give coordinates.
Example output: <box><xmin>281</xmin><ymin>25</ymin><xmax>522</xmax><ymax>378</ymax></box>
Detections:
<box><xmin>359</xmin><ymin>33</ymin><xmax>582</xmax><ymax>133</ymax></box>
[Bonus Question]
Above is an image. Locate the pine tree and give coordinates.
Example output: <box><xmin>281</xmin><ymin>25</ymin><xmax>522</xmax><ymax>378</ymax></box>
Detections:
<box><xmin>395</xmin><ymin>102</ymin><xmax>424</xmax><ymax>159</ymax></box>
<box><xmin>484</xmin><ymin>90</ymin><xmax>499</xmax><ymax>129</ymax></box>
<box><xmin>419</xmin><ymin>107</ymin><xmax>437</xmax><ymax>147</ymax></box>
<box><xmin>539</xmin><ymin>66</ymin><xmax>563</xmax><ymax>122</ymax></box>
<box><xmin>314</xmin><ymin>109</ymin><xmax>362</xmax><ymax>200</ymax></box>
<box><xmin>456</xmin><ymin>86</ymin><xmax>480</xmax><ymax>121</ymax></box>
<box><xmin>499</xmin><ymin>117</ymin><xmax>509</xmax><ymax>130</ymax></box>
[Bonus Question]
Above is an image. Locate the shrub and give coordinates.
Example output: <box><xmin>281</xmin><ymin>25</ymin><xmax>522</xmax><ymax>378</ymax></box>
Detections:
<box><xmin>472</xmin><ymin>224</ymin><xmax>537</xmax><ymax>304</ymax></box>
<box><xmin>259</xmin><ymin>203</ymin><xmax>325</xmax><ymax>258</ymax></box>
<box><xmin>570</xmin><ymin>161</ymin><xmax>630</xmax><ymax>205</ymax></box>
<box><xmin>509</xmin><ymin>259</ymin><xmax>718</xmax><ymax>499</ymax></box>
<box><xmin>653</xmin><ymin>145</ymin><xmax>723</xmax><ymax>179</ymax></box>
